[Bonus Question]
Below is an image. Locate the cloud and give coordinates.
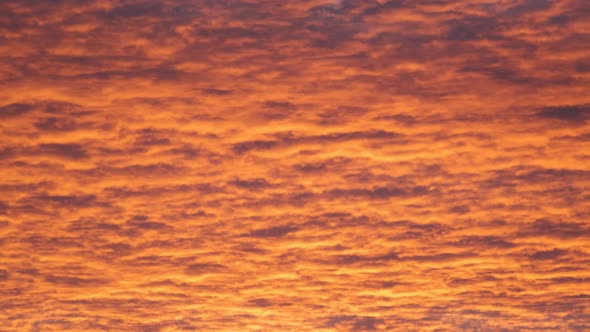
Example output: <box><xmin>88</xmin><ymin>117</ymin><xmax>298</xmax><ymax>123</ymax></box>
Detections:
<box><xmin>15</xmin><ymin>194</ymin><xmax>105</xmax><ymax>216</ymax></box>
<box><xmin>520</xmin><ymin>219</ymin><xmax>590</xmax><ymax>239</ymax></box>
<box><xmin>232</xmin><ymin>140</ymin><xmax>278</xmax><ymax>154</ymax></box>
<box><xmin>36</xmin><ymin>143</ymin><xmax>89</xmax><ymax>159</ymax></box>
<box><xmin>404</xmin><ymin>251</ymin><xmax>477</xmax><ymax>262</ymax></box>
<box><xmin>126</xmin><ymin>215</ymin><xmax>171</xmax><ymax>231</ymax></box>
<box><xmin>0</xmin><ymin>103</ymin><xmax>36</xmax><ymax>118</ymax></box>
<box><xmin>0</xmin><ymin>269</ymin><xmax>10</xmax><ymax>280</ymax></box>
<box><xmin>536</xmin><ymin>105</ymin><xmax>590</xmax><ymax>122</ymax></box>
<box><xmin>44</xmin><ymin>275</ymin><xmax>110</xmax><ymax>287</ymax></box>
<box><xmin>323</xmin><ymin>315</ymin><xmax>384</xmax><ymax>331</ymax></box>
<box><xmin>259</xmin><ymin>100</ymin><xmax>298</xmax><ymax>120</ymax></box>
<box><xmin>248</xmin><ymin>298</ymin><xmax>273</xmax><ymax>307</ymax></box>
<box><xmin>0</xmin><ymin>0</ymin><xmax>588</xmax><ymax>330</ymax></box>
<box><xmin>184</xmin><ymin>263</ymin><xmax>227</xmax><ymax>275</ymax></box>
<box><xmin>231</xmin><ymin>178</ymin><xmax>272</xmax><ymax>190</ymax></box>
<box><xmin>231</xmin><ymin>130</ymin><xmax>401</xmax><ymax>154</ymax></box>
<box><xmin>450</xmin><ymin>236</ymin><xmax>516</xmax><ymax>249</ymax></box>
<box><xmin>34</xmin><ymin>117</ymin><xmax>86</xmax><ymax>131</ymax></box>
<box><xmin>246</xmin><ymin>226</ymin><xmax>299</xmax><ymax>238</ymax></box>
<box><xmin>529</xmin><ymin>248</ymin><xmax>569</xmax><ymax>260</ymax></box>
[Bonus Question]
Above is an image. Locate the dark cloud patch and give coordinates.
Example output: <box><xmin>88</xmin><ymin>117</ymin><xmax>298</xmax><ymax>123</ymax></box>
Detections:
<box><xmin>0</xmin><ymin>103</ymin><xmax>36</xmax><ymax>118</ymax></box>
<box><xmin>404</xmin><ymin>252</ymin><xmax>476</xmax><ymax>262</ymax></box>
<box><xmin>448</xmin><ymin>275</ymin><xmax>499</xmax><ymax>287</ymax></box>
<box><xmin>235</xmin><ymin>243</ymin><xmax>268</xmax><ymax>255</ymax></box>
<box><xmin>105</xmin><ymin>2</ymin><xmax>168</xmax><ymax>19</ymax></box>
<box><xmin>231</xmin><ymin>178</ymin><xmax>271</xmax><ymax>190</ymax></box>
<box><xmin>519</xmin><ymin>168</ymin><xmax>590</xmax><ymax>182</ymax></box>
<box><xmin>457</xmin><ymin>319</ymin><xmax>505</xmax><ymax>331</ymax></box>
<box><xmin>553</xmin><ymin>132</ymin><xmax>590</xmax><ymax>142</ymax></box>
<box><xmin>196</xmin><ymin>25</ymin><xmax>273</xmax><ymax>41</ymax></box>
<box><xmin>448</xmin><ymin>205</ymin><xmax>471</xmax><ymax>214</ymax></box>
<box><xmin>306</xmin><ymin>19</ymin><xmax>364</xmax><ymax>50</ymax></box>
<box><xmin>575</xmin><ymin>57</ymin><xmax>590</xmax><ymax>73</ymax></box>
<box><xmin>331</xmin><ymin>254</ymin><xmax>369</xmax><ymax>265</ymax></box>
<box><xmin>24</xmin><ymin>235</ymin><xmax>84</xmax><ymax>252</ymax></box>
<box><xmin>248</xmin><ymin>298</ymin><xmax>273</xmax><ymax>307</ymax></box>
<box><xmin>293</xmin><ymin>162</ymin><xmax>327</xmax><ymax>173</ymax></box>
<box><xmin>126</xmin><ymin>215</ymin><xmax>170</xmax><ymax>231</ymax></box>
<box><xmin>34</xmin><ymin>117</ymin><xmax>81</xmax><ymax>131</ymax></box>
<box><xmin>325</xmin><ymin>186</ymin><xmax>404</xmax><ymax>200</ymax></box>
<box><xmin>545</xmin><ymin>277</ymin><xmax>590</xmax><ymax>285</ymax></box>
<box><xmin>124</xmin><ymin>255</ymin><xmax>172</xmax><ymax>267</ymax></box>
<box><xmin>276</xmin><ymin>130</ymin><xmax>400</xmax><ymax>145</ymax></box>
<box><xmin>451</xmin><ymin>236</ymin><xmax>515</xmax><ymax>249</ymax></box>
<box><xmin>386</xmin><ymin>220</ymin><xmax>452</xmax><ymax>240</ymax></box>
<box><xmin>16</xmin><ymin>268</ymin><xmax>39</xmax><ymax>276</ymax></box>
<box><xmin>37</xmin><ymin>143</ymin><xmax>89</xmax><ymax>159</ymax></box>
<box><xmin>325</xmin><ymin>185</ymin><xmax>430</xmax><ymax>200</ymax></box>
<box><xmin>504</xmin><ymin>0</ymin><xmax>553</xmax><ymax>17</ymax></box>
<box><xmin>42</xmin><ymin>101</ymin><xmax>88</xmax><ymax>115</ymax></box>
<box><xmin>529</xmin><ymin>248</ymin><xmax>569</xmax><ymax>260</ymax></box>
<box><xmin>536</xmin><ymin>105</ymin><xmax>590</xmax><ymax>122</ymax></box>
<box><xmin>303</xmin><ymin>213</ymin><xmax>361</xmax><ymax>230</ymax></box>
<box><xmin>184</xmin><ymin>263</ymin><xmax>226</xmax><ymax>275</ymax></box>
<box><xmin>247</xmin><ymin>225</ymin><xmax>298</xmax><ymax>238</ymax></box>
<box><xmin>293</xmin><ymin>157</ymin><xmax>353</xmax><ymax>174</ymax></box>
<box><xmin>485</xmin><ymin>166</ymin><xmax>590</xmax><ymax>188</ymax></box>
<box><xmin>164</xmin><ymin>144</ymin><xmax>202</xmax><ymax>159</ymax></box>
<box><xmin>44</xmin><ymin>275</ymin><xmax>109</xmax><ymax>287</ymax></box>
<box><xmin>98</xmin><ymin>242</ymin><xmax>134</xmax><ymax>258</ymax></box>
<box><xmin>232</xmin><ymin>140</ymin><xmax>278</xmax><ymax>154</ymax></box>
<box><xmin>19</xmin><ymin>194</ymin><xmax>100</xmax><ymax>210</ymax></box>
<box><xmin>0</xmin><ymin>143</ymin><xmax>90</xmax><ymax>161</ymax></box>
<box><xmin>113</xmin><ymin>97</ymin><xmax>195</xmax><ymax>108</ymax></box>
<box><xmin>31</xmin><ymin>319</ymin><xmax>73</xmax><ymax>331</ymax></box>
<box><xmin>80</xmin><ymin>163</ymin><xmax>187</xmax><ymax>178</ymax></box>
<box><xmin>176</xmin><ymin>210</ymin><xmax>214</xmax><ymax>219</ymax></box>
<box><xmin>318</xmin><ymin>105</ymin><xmax>369</xmax><ymax>124</ymax></box>
<box><xmin>70</xmin><ymin>66</ymin><xmax>188</xmax><ymax>82</ymax></box>
<box><xmin>323</xmin><ymin>315</ymin><xmax>384</xmax><ymax>331</ymax></box>
<box><xmin>323</xmin><ymin>315</ymin><xmax>358</xmax><ymax>328</ymax></box>
<box><xmin>473</xmin><ymin>66</ymin><xmax>541</xmax><ymax>86</ymax></box>
<box><xmin>133</xmin><ymin>128</ymin><xmax>173</xmax><ymax>147</ymax></box>
<box><xmin>260</xmin><ymin>101</ymin><xmax>298</xmax><ymax>120</ymax></box>
<box><xmin>0</xmin><ymin>201</ymin><xmax>8</xmax><ymax>214</ymax></box>
<box><xmin>202</xmin><ymin>88</ymin><xmax>233</xmax><ymax>96</ymax></box>
<box><xmin>352</xmin><ymin>316</ymin><xmax>385</xmax><ymax>331</ymax></box>
<box><xmin>519</xmin><ymin>219</ymin><xmax>590</xmax><ymax>239</ymax></box>
<box><xmin>0</xmin><ymin>269</ymin><xmax>10</xmax><ymax>280</ymax></box>
<box><xmin>67</xmin><ymin>218</ymin><xmax>122</xmax><ymax>233</ymax></box>
<box><xmin>372</xmin><ymin>113</ymin><xmax>417</xmax><ymax>125</ymax></box>
<box><xmin>232</xmin><ymin>130</ymin><xmax>401</xmax><ymax>154</ymax></box>
<box><xmin>358</xmin><ymin>1</ymin><xmax>407</xmax><ymax>19</ymax></box>
<box><xmin>330</xmin><ymin>251</ymin><xmax>400</xmax><ymax>265</ymax></box>
<box><xmin>547</xmin><ymin>14</ymin><xmax>571</xmax><ymax>26</ymax></box>
<box><xmin>103</xmin><ymin>183</ymin><xmax>223</xmax><ymax>200</ymax></box>
<box><xmin>0</xmin><ymin>147</ymin><xmax>17</xmax><ymax>159</ymax></box>
<box><xmin>445</xmin><ymin>17</ymin><xmax>502</xmax><ymax>41</ymax></box>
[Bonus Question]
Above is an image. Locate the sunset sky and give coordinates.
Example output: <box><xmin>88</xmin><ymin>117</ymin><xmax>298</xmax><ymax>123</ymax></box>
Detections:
<box><xmin>1</xmin><ymin>0</ymin><xmax>590</xmax><ymax>331</ymax></box>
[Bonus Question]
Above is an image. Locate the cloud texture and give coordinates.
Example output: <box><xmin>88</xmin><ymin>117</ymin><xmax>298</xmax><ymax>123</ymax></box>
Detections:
<box><xmin>1</xmin><ymin>0</ymin><xmax>589</xmax><ymax>331</ymax></box>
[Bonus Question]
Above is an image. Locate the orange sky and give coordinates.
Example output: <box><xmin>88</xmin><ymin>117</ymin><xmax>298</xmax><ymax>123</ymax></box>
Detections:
<box><xmin>1</xmin><ymin>0</ymin><xmax>590</xmax><ymax>331</ymax></box>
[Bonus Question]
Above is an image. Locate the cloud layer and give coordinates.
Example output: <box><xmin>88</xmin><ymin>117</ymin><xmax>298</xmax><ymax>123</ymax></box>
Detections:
<box><xmin>1</xmin><ymin>0</ymin><xmax>589</xmax><ymax>331</ymax></box>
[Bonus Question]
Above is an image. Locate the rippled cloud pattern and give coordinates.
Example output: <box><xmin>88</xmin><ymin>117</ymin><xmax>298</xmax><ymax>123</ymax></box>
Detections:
<box><xmin>1</xmin><ymin>0</ymin><xmax>589</xmax><ymax>331</ymax></box>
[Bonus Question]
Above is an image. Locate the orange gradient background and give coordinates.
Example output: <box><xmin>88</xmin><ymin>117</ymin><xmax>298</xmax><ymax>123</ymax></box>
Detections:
<box><xmin>1</xmin><ymin>0</ymin><xmax>589</xmax><ymax>331</ymax></box>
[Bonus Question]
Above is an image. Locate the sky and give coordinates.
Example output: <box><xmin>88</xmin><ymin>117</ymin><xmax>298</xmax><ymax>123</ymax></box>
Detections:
<box><xmin>0</xmin><ymin>0</ymin><xmax>589</xmax><ymax>331</ymax></box>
